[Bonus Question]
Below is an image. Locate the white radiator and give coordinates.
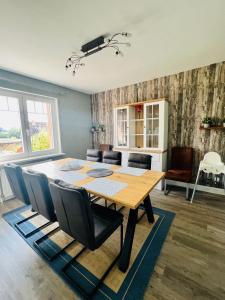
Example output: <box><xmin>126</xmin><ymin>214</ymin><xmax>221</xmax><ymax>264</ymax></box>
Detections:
<box><xmin>0</xmin><ymin>159</ymin><xmax>52</xmax><ymax>202</ymax></box>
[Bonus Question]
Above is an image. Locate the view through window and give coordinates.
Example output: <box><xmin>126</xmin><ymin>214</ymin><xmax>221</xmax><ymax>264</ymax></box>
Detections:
<box><xmin>0</xmin><ymin>89</ymin><xmax>60</xmax><ymax>161</ymax></box>
<box><xmin>0</xmin><ymin>96</ymin><xmax>24</xmax><ymax>158</ymax></box>
<box><xmin>27</xmin><ymin>100</ymin><xmax>54</xmax><ymax>152</ymax></box>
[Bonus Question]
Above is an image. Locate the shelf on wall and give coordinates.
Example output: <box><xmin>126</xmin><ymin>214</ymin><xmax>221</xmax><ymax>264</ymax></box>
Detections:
<box><xmin>200</xmin><ymin>126</ymin><xmax>225</xmax><ymax>131</ymax></box>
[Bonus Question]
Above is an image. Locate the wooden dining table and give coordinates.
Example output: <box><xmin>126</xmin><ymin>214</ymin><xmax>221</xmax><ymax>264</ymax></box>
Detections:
<box><xmin>25</xmin><ymin>158</ymin><xmax>165</xmax><ymax>272</ymax></box>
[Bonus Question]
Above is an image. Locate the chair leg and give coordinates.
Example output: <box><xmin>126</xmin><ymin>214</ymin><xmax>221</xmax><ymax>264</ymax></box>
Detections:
<box><xmin>191</xmin><ymin>169</ymin><xmax>200</xmax><ymax>204</ymax></box>
<box><xmin>164</xmin><ymin>179</ymin><xmax>170</xmax><ymax>195</ymax></box>
<box><xmin>33</xmin><ymin>226</ymin><xmax>76</xmax><ymax>261</ymax></box>
<box><xmin>14</xmin><ymin>212</ymin><xmax>51</xmax><ymax>238</ymax></box>
<box><xmin>186</xmin><ymin>184</ymin><xmax>189</xmax><ymax>200</ymax></box>
<box><xmin>62</xmin><ymin>224</ymin><xmax>123</xmax><ymax>299</ymax></box>
<box><xmin>164</xmin><ymin>179</ymin><xmax>167</xmax><ymax>195</ymax></box>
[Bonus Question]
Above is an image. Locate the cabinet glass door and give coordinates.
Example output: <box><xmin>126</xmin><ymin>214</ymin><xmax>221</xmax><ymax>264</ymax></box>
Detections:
<box><xmin>116</xmin><ymin>108</ymin><xmax>128</xmax><ymax>147</ymax></box>
<box><xmin>145</xmin><ymin>104</ymin><xmax>159</xmax><ymax>148</ymax></box>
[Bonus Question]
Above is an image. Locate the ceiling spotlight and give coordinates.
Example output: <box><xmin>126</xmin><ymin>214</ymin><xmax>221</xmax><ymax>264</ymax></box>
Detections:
<box><xmin>65</xmin><ymin>32</ymin><xmax>131</xmax><ymax>76</ymax></box>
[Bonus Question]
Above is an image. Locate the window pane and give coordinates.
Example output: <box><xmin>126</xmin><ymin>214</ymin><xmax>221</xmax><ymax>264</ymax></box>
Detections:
<box><xmin>27</xmin><ymin>100</ymin><xmax>54</xmax><ymax>152</ymax></box>
<box><xmin>27</xmin><ymin>100</ymin><xmax>35</xmax><ymax>113</ymax></box>
<box><xmin>0</xmin><ymin>97</ymin><xmax>8</xmax><ymax>110</ymax></box>
<box><xmin>0</xmin><ymin>96</ymin><xmax>24</xmax><ymax>158</ymax></box>
<box><xmin>35</xmin><ymin>101</ymin><xmax>43</xmax><ymax>114</ymax></box>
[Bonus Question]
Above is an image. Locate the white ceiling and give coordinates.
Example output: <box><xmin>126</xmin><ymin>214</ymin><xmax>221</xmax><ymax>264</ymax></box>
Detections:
<box><xmin>0</xmin><ymin>0</ymin><xmax>224</xmax><ymax>94</ymax></box>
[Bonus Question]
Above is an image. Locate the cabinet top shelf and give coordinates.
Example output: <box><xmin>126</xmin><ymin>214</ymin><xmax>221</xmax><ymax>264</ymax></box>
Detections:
<box><xmin>115</xmin><ymin>98</ymin><xmax>167</xmax><ymax>108</ymax></box>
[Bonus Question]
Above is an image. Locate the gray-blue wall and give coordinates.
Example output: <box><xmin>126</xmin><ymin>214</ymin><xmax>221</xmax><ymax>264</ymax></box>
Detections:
<box><xmin>0</xmin><ymin>69</ymin><xmax>92</xmax><ymax>159</ymax></box>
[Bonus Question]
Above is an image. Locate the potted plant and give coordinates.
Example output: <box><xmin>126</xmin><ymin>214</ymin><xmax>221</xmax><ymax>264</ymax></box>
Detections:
<box><xmin>202</xmin><ymin>117</ymin><xmax>211</xmax><ymax>128</ymax></box>
<box><xmin>223</xmin><ymin>118</ymin><xmax>225</xmax><ymax>128</ymax></box>
<box><xmin>211</xmin><ymin>117</ymin><xmax>221</xmax><ymax>127</ymax></box>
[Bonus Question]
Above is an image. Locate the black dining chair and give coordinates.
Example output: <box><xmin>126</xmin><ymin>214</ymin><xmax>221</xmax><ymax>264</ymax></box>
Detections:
<box><xmin>128</xmin><ymin>153</ymin><xmax>152</xmax><ymax>169</ymax></box>
<box><xmin>102</xmin><ymin>150</ymin><xmax>122</xmax><ymax>165</ymax></box>
<box><xmin>22</xmin><ymin>169</ymin><xmax>75</xmax><ymax>260</ymax></box>
<box><xmin>86</xmin><ymin>149</ymin><xmax>102</xmax><ymax>162</ymax></box>
<box><xmin>128</xmin><ymin>153</ymin><xmax>152</xmax><ymax>222</ymax></box>
<box><xmin>49</xmin><ymin>180</ymin><xmax>123</xmax><ymax>298</ymax></box>
<box><xmin>102</xmin><ymin>150</ymin><xmax>122</xmax><ymax>208</ymax></box>
<box><xmin>4</xmin><ymin>163</ymin><xmax>39</xmax><ymax>237</ymax></box>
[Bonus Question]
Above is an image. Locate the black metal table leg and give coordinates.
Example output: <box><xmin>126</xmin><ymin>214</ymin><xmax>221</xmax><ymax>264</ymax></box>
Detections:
<box><xmin>143</xmin><ymin>194</ymin><xmax>155</xmax><ymax>223</ymax></box>
<box><xmin>119</xmin><ymin>208</ymin><xmax>138</xmax><ymax>272</ymax></box>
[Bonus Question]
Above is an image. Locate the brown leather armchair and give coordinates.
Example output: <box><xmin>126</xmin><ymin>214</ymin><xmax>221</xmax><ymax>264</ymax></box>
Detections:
<box><xmin>164</xmin><ymin>147</ymin><xmax>194</xmax><ymax>199</ymax></box>
<box><xmin>99</xmin><ymin>144</ymin><xmax>113</xmax><ymax>151</ymax></box>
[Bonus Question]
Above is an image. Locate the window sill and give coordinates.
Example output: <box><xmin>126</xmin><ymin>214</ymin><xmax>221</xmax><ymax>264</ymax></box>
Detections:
<box><xmin>0</xmin><ymin>153</ymin><xmax>65</xmax><ymax>168</ymax></box>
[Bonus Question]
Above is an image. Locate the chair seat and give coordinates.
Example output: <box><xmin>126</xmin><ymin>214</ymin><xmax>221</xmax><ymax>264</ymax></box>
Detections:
<box><xmin>165</xmin><ymin>169</ymin><xmax>192</xmax><ymax>182</ymax></box>
<box><xmin>91</xmin><ymin>203</ymin><xmax>123</xmax><ymax>248</ymax></box>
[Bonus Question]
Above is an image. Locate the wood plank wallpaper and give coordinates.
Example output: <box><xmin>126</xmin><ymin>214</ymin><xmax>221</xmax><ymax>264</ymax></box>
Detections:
<box><xmin>91</xmin><ymin>61</ymin><xmax>225</xmax><ymax>176</ymax></box>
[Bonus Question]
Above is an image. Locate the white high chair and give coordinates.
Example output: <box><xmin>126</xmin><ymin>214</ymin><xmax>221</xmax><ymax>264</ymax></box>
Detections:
<box><xmin>191</xmin><ymin>152</ymin><xmax>225</xmax><ymax>203</ymax></box>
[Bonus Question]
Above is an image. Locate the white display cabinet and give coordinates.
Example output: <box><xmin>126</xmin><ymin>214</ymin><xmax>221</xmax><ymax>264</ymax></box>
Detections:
<box><xmin>114</xmin><ymin>99</ymin><xmax>168</xmax><ymax>190</ymax></box>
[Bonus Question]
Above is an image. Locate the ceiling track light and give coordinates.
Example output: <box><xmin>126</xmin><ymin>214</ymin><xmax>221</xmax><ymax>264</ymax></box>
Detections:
<box><xmin>65</xmin><ymin>32</ymin><xmax>131</xmax><ymax>76</ymax></box>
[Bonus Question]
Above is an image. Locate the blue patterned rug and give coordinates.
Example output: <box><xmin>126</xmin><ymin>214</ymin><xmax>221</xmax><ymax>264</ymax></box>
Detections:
<box><xmin>3</xmin><ymin>205</ymin><xmax>175</xmax><ymax>300</ymax></box>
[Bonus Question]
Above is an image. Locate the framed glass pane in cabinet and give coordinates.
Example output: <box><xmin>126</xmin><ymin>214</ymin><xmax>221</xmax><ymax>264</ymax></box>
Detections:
<box><xmin>146</xmin><ymin>105</ymin><xmax>153</xmax><ymax>119</ymax></box>
<box><xmin>153</xmin><ymin>135</ymin><xmax>159</xmax><ymax>148</ymax></box>
<box><xmin>153</xmin><ymin>104</ymin><xmax>159</xmax><ymax>118</ymax></box>
<box><xmin>146</xmin><ymin>135</ymin><xmax>152</xmax><ymax>148</ymax></box>
<box><xmin>153</xmin><ymin>119</ymin><xmax>159</xmax><ymax>134</ymax></box>
<box><xmin>146</xmin><ymin>119</ymin><xmax>153</xmax><ymax>135</ymax></box>
<box><xmin>117</xmin><ymin>133</ymin><xmax>127</xmax><ymax>147</ymax></box>
<box><xmin>117</xmin><ymin>108</ymin><xmax>127</xmax><ymax>121</ymax></box>
<box><xmin>117</xmin><ymin>110</ymin><xmax>128</xmax><ymax>146</ymax></box>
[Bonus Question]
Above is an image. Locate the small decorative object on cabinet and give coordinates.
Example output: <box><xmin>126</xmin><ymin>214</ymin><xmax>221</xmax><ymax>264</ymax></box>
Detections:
<box><xmin>113</xmin><ymin>99</ymin><xmax>168</xmax><ymax>190</ymax></box>
<box><xmin>223</xmin><ymin>118</ymin><xmax>225</xmax><ymax>128</ymax></box>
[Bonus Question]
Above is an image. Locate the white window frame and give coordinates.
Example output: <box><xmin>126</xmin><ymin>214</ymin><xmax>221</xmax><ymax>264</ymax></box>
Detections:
<box><xmin>0</xmin><ymin>88</ymin><xmax>61</xmax><ymax>162</ymax></box>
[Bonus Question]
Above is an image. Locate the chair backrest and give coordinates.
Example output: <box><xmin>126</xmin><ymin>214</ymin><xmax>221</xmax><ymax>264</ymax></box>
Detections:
<box><xmin>99</xmin><ymin>144</ymin><xmax>113</xmax><ymax>152</ymax></box>
<box><xmin>22</xmin><ymin>169</ymin><xmax>56</xmax><ymax>222</ymax></box>
<box><xmin>171</xmin><ymin>147</ymin><xmax>193</xmax><ymax>170</ymax></box>
<box><xmin>102</xmin><ymin>151</ymin><xmax>122</xmax><ymax>165</ymax></box>
<box><xmin>203</xmin><ymin>152</ymin><xmax>222</xmax><ymax>165</ymax></box>
<box><xmin>128</xmin><ymin>153</ymin><xmax>152</xmax><ymax>169</ymax></box>
<box><xmin>86</xmin><ymin>149</ymin><xmax>102</xmax><ymax>162</ymax></box>
<box><xmin>4</xmin><ymin>163</ymin><xmax>30</xmax><ymax>205</ymax></box>
<box><xmin>49</xmin><ymin>181</ymin><xmax>95</xmax><ymax>249</ymax></box>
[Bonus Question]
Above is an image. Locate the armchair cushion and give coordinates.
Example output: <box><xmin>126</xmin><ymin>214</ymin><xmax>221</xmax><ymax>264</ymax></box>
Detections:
<box><xmin>165</xmin><ymin>169</ymin><xmax>192</xmax><ymax>182</ymax></box>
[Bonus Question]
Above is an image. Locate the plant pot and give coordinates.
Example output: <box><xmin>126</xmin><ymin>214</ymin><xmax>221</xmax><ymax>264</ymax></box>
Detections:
<box><xmin>203</xmin><ymin>124</ymin><xmax>210</xmax><ymax>128</ymax></box>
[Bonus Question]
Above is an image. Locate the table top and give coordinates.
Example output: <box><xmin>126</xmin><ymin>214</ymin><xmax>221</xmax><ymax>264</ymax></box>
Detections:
<box><xmin>25</xmin><ymin>158</ymin><xmax>165</xmax><ymax>210</ymax></box>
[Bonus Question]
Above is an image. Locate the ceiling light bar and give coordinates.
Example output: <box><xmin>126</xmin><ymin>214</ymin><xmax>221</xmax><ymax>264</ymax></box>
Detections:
<box><xmin>65</xmin><ymin>32</ymin><xmax>131</xmax><ymax>76</ymax></box>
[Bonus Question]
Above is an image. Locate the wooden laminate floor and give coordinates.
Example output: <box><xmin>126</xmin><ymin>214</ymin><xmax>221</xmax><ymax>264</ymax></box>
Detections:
<box><xmin>0</xmin><ymin>189</ymin><xmax>225</xmax><ymax>300</ymax></box>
